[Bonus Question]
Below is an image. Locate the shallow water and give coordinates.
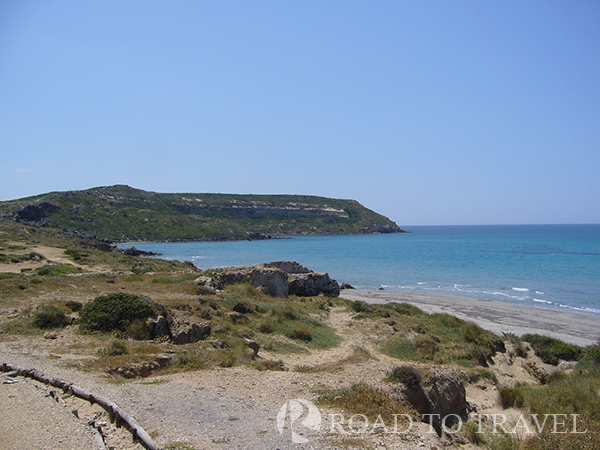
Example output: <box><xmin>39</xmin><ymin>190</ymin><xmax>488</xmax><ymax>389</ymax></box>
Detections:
<box><xmin>121</xmin><ymin>224</ymin><xmax>600</xmax><ymax>316</ymax></box>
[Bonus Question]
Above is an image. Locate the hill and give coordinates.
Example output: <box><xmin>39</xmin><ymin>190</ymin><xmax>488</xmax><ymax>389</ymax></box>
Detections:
<box><xmin>0</xmin><ymin>185</ymin><xmax>403</xmax><ymax>242</ymax></box>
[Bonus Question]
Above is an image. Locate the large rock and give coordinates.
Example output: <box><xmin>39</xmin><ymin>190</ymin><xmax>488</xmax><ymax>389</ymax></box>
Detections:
<box><xmin>392</xmin><ymin>368</ymin><xmax>467</xmax><ymax>436</ymax></box>
<box><xmin>195</xmin><ymin>261</ymin><xmax>340</xmax><ymax>298</ymax></box>
<box><xmin>171</xmin><ymin>321</ymin><xmax>211</xmax><ymax>345</ymax></box>
<box><xmin>288</xmin><ymin>272</ymin><xmax>340</xmax><ymax>297</ymax></box>
<box><xmin>147</xmin><ymin>310</ymin><xmax>211</xmax><ymax>345</ymax></box>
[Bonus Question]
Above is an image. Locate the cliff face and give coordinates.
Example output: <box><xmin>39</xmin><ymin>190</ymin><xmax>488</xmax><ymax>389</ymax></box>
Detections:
<box><xmin>0</xmin><ymin>185</ymin><xmax>403</xmax><ymax>242</ymax></box>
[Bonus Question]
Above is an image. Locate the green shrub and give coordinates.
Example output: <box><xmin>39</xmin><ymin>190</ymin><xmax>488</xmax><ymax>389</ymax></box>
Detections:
<box><xmin>35</xmin><ymin>264</ymin><xmax>81</xmax><ymax>276</ymax></box>
<box><xmin>287</xmin><ymin>324</ymin><xmax>313</xmax><ymax>342</ymax></box>
<box><xmin>65</xmin><ymin>300</ymin><xmax>83</xmax><ymax>312</ymax></box>
<box><xmin>498</xmin><ymin>385</ymin><xmax>525</xmax><ymax>409</ymax></box>
<box><xmin>583</xmin><ymin>341</ymin><xmax>600</xmax><ymax>365</ymax></box>
<box><xmin>349</xmin><ymin>300</ymin><xmax>371</xmax><ymax>313</ymax></box>
<box><xmin>522</xmin><ymin>334</ymin><xmax>582</xmax><ymax>365</ymax></box>
<box><xmin>32</xmin><ymin>305</ymin><xmax>70</xmax><ymax>329</ymax></box>
<box><xmin>79</xmin><ymin>293</ymin><xmax>155</xmax><ymax>333</ymax></box>
<box><xmin>99</xmin><ymin>340</ymin><xmax>129</xmax><ymax>356</ymax></box>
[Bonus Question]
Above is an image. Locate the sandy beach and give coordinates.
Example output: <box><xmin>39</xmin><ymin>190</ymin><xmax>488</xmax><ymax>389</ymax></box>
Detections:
<box><xmin>340</xmin><ymin>289</ymin><xmax>600</xmax><ymax>347</ymax></box>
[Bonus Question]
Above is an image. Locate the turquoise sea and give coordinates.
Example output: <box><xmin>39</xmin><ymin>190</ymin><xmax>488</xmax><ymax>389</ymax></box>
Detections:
<box><xmin>122</xmin><ymin>225</ymin><xmax>600</xmax><ymax>316</ymax></box>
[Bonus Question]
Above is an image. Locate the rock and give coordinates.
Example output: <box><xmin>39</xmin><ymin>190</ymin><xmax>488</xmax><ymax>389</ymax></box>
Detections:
<box><xmin>244</xmin><ymin>339</ymin><xmax>260</xmax><ymax>358</ymax></box>
<box><xmin>15</xmin><ymin>202</ymin><xmax>60</xmax><ymax>223</ymax></box>
<box><xmin>263</xmin><ymin>261</ymin><xmax>311</xmax><ymax>274</ymax></box>
<box><xmin>145</xmin><ymin>306</ymin><xmax>212</xmax><ymax>345</ymax></box>
<box><xmin>227</xmin><ymin>312</ymin><xmax>248</xmax><ymax>324</ymax></box>
<box><xmin>391</xmin><ymin>368</ymin><xmax>467</xmax><ymax>436</ymax></box>
<box><xmin>121</xmin><ymin>247</ymin><xmax>159</xmax><ymax>257</ymax></box>
<box><xmin>148</xmin><ymin>315</ymin><xmax>170</xmax><ymax>338</ymax></box>
<box><xmin>340</xmin><ymin>283</ymin><xmax>355</xmax><ymax>290</ymax></box>
<box><xmin>202</xmin><ymin>261</ymin><xmax>340</xmax><ymax>298</ymax></box>
<box><xmin>43</xmin><ymin>332</ymin><xmax>58</xmax><ymax>340</ymax></box>
<box><xmin>171</xmin><ymin>321</ymin><xmax>211</xmax><ymax>345</ymax></box>
<box><xmin>194</xmin><ymin>276</ymin><xmax>221</xmax><ymax>294</ymax></box>
<box><xmin>288</xmin><ymin>272</ymin><xmax>340</xmax><ymax>297</ymax></box>
<box><xmin>232</xmin><ymin>302</ymin><xmax>256</xmax><ymax>314</ymax></box>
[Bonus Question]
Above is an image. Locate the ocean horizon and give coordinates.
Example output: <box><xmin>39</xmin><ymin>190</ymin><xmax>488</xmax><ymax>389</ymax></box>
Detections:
<box><xmin>120</xmin><ymin>224</ymin><xmax>600</xmax><ymax>317</ymax></box>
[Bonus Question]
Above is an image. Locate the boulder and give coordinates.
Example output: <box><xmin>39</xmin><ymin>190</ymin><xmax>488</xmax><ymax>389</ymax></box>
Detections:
<box><xmin>146</xmin><ymin>309</ymin><xmax>211</xmax><ymax>345</ymax></box>
<box><xmin>232</xmin><ymin>302</ymin><xmax>256</xmax><ymax>314</ymax></box>
<box><xmin>15</xmin><ymin>202</ymin><xmax>60</xmax><ymax>223</ymax></box>
<box><xmin>392</xmin><ymin>368</ymin><xmax>467</xmax><ymax>436</ymax></box>
<box><xmin>148</xmin><ymin>315</ymin><xmax>170</xmax><ymax>338</ymax></box>
<box><xmin>288</xmin><ymin>272</ymin><xmax>340</xmax><ymax>297</ymax></box>
<box><xmin>171</xmin><ymin>321</ymin><xmax>211</xmax><ymax>345</ymax></box>
<box><xmin>244</xmin><ymin>338</ymin><xmax>260</xmax><ymax>358</ymax></box>
<box><xmin>199</xmin><ymin>261</ymin><xmax>339</xmax><ymax>298</ymax></box>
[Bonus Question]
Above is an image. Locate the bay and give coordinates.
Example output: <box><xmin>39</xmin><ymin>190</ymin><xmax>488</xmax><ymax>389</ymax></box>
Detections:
<box><xmin>120</xmin><ymin>224</ymin><xmax>600</xmax><ymax>316</ymax></box>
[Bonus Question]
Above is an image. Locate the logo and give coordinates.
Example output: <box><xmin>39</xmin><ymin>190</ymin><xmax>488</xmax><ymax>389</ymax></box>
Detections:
<box><xmin>276</xmin><ymin>398</ymin><xmax>322</xmax><ymax>444</ymax></box>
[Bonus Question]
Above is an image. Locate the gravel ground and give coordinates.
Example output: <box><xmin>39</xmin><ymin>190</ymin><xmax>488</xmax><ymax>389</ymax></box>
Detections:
<box><xmin>0</xmin><ymin>375</ymin><xmax>103</xmax><ymax>450</ymax></box>
<box><xmin>0</xmin><ymin>307</ymin><xmax>443</xmax><ymax>450</ymax></box>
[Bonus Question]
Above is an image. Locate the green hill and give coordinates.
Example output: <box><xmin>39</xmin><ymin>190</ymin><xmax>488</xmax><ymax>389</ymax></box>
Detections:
<box><xmin>0</xmin><ymin>185</ymin><xmax>403</xmax><ymax>242</ymax></box>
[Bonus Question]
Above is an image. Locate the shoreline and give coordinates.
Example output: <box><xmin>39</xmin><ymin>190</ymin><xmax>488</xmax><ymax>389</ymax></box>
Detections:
<box><xmin>340</xmin><ymin>289</ymin><xmax>600</xmax><ymax>347</ymax></box>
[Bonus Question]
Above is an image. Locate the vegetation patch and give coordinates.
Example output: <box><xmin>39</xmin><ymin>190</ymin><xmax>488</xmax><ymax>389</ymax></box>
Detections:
<box><xmin>35</xmin><ymin>264</ymin><xmax>82</xmax><ymax>276</ymax></box>
<box><xmin>79</xmin><ymin>293</ymin><xmax>158</xmax><ymax>333</ymax></box>
<box><xmin>317</xmin><ymin>383</ymin><xmax>415</xmax><ymax>421</ymax></box>
<box><xmin>32</xmin><ymin>304</ymin><xmax>70</xmax><ymax>329</ymax></box>
<box><xmin>522</xmin><ymin>333</ymin><xmax>583</xmax><ymax>365</ymax></box>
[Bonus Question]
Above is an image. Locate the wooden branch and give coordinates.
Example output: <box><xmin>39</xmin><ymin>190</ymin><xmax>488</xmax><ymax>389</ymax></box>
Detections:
<box><xmin>1</xmin><ymin>362</ymin><xmax>162</xmax><ymax>450</ymax></box>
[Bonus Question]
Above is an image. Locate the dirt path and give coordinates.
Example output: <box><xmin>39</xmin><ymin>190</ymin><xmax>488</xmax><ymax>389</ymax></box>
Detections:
<box><xmin>0</xmin><ymin>308</ymin><xmax>441</xmax><ymax>450</ymax></box>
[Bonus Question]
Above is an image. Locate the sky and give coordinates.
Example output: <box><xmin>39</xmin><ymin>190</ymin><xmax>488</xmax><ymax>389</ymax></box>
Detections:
<box><xmin>1</xmin><ymin>1</ymin><xmax>599</xmax><ymax>226</ymax></box>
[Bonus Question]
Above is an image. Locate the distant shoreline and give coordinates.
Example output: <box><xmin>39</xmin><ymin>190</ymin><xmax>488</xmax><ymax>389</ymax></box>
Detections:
<box><xmin>340</xmin><ymin>289</ymin><xmax>600</xmax><ymax>347</ymax></box>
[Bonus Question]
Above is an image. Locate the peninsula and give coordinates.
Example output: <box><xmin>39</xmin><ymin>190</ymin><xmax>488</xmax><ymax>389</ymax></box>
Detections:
<box><xmin>0</xmin><ymin>185</ymin><xmax>403</xmax><ymax>242</ymax></box>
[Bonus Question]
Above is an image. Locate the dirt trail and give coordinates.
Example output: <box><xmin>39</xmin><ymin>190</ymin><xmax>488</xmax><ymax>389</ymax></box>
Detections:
<box><xmin>0</xmin><ymin>307</ymin><xmax>442</xmax><ymax>450</ymax></box>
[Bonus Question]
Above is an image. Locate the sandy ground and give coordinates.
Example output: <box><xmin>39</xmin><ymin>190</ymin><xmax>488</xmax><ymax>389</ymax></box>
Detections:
<box><xmin>341</xmin><ymin>289</ymin><xmax>600</xmax><ymax>347</ymax></box>
<box><xmin>1</xmin><ymin>290</ymin><xmax>598</xmax><ymax>449</ymax></box>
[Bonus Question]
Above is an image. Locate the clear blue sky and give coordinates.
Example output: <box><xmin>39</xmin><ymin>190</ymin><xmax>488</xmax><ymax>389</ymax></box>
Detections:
<box><xmin>1</xmin><ymin>1</ymin><xmax>599</xmax><ymax>225</ymax></box>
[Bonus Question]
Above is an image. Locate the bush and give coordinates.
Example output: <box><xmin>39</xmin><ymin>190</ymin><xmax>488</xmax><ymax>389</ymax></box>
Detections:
<box><xmin>522</xmin><ymin>334</ymin><xmax>582</xmax><ymax>365</ymax></box>
<box><xmin>99</xmin><ymin>340</ymin><xmax>129</xmax><ymax>356</ymax></box>
<box><xmin>32</xmin><ymin>305</ymin><xmax>70</xmax><ymax>329</ymax></box>
<box><xmin>287</xmin><ymin>324</ymin><xmax>313</xmax><ymax>342</ymax></box>
<box><xmin>349</xmin><ymin>300</ymin><xmax>371</xmax><ymax>313</ymax></box>
<box><xmin>35</xmin><ymin>264</ymin><xmax>81</xmax><ymax>276</ymax></box>
<box><xmin>79</xmin><ymin>293</ymin><xmax>155</xmax><ymax>333</ymax></box>
<box><xmin>498</xmin><ymin>385</ymin><xmax>525</xmax><ymax>409</ymax></box>
<box><xmin>584</xmin><ymin>341</ymin><xmax>600</xmax><ymax>365</ymax></box>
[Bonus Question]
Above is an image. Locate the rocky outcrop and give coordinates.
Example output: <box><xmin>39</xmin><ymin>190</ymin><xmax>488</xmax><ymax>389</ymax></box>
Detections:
<box><xmin>15</xmin><ymin>202</ymin><xmax>60</xmax><ymax>223</ymax></box>
<box><xmin>390</xmin><ymin>368</ymin><xmax>467</xmax><ymax>436</ymax></box>
<box><xmin>146</xmin><ymin>312</ymin><xmax>211</xmax><ymax>344</ymax></box>
<box><xmin>288</xmin><ymin>272</ymin><xmax>340</xmax><ymax>297</ymax></box>
<box><xmin>195</xmin><ymin>261</ymin><xmax>340</xmax><ymax>297</ymax></box>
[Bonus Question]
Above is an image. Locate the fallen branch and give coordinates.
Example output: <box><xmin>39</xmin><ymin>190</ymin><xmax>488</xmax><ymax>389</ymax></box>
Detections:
<box><xmin>1</xmin><ymin>362</ymin><xmax>162</xmax><ymax>450</ymax></box>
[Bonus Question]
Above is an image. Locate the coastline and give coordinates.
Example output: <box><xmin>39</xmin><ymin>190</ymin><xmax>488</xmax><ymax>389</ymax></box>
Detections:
<box><xmin>340</xmin><ymin>289</ymin><xmax>600</xmax><ymax>347</ymax></box>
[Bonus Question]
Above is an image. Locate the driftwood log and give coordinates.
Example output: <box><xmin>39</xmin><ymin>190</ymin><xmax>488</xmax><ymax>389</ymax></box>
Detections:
<box><xmin>1</xmin><ymin>362</ymin><xmax>162</xmax><ymax>450</ymax></box>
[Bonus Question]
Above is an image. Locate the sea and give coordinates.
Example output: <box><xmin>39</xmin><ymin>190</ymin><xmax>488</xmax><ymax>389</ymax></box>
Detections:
<box><xmin>120</xmin><ymin>224</ymin><xmax>600</xmax><ymax>317</ymax></box>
